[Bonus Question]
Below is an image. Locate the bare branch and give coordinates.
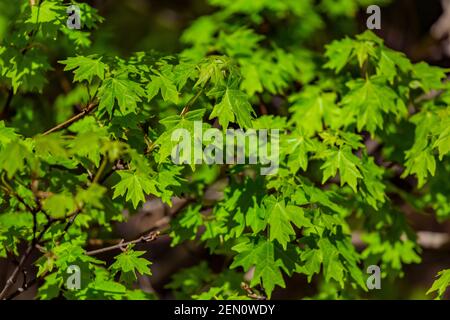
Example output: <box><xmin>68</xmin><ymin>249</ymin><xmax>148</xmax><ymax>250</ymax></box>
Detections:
<box><xmin>42</xmin><ymin>102</ymin><xmax>98</xmax><ymax>136</ymax></box>
<box><xmin>86</xmin><ymin>231</ymin><xmax>161</xmax><ymax>256</ymax></box>
<box><xmin>0</xmin><ymin>220</ymin><xmax>54</xmax><ymax>300</ymax></box>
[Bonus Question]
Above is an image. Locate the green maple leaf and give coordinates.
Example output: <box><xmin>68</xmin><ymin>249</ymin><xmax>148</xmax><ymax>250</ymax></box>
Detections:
<box><xmin>265</xmin><ymin>196</ymin><xmax>313</xmax><ymax>249</ymax></box>
<box><xmin>112</xmin><ymin>170</ymin><xmax>160</xmax><ymax>208</ymax></box>
<box><xmin>284</xmin><ymin>133</ymin><xmax>316</xmax><ymax>173</ymax></box>
<box><xmin>172</xmin><ymin>61</ymin><xmax>199</xmax><ymax>90</ymax></box>
<box><xmin>209</xmin><ymin>87</ymin><xmax>255</xmax><ymax>129</ymax></box>
<box><xmin>250</xmin><ymin>241</ymin><xmax>286</xmax><ymax>298</ymax></box>
<box><xmin>318</xmin><ymin>237</ymin><xmax>345</xmax><ymax>287</ymax></box>
<box><xmin>274</xmin><ymin>242</ymin><xmax>303</xmax><ymax>276</ymax></box>
<box><xmin>231</xmin><ymin>238</ymin><xmax>285</xmax><ymax>298</ymax></box>
<box><xmin>402</xmin><ymin>110</ymin><xmax>440</xmax><ymax>187</ymax></box>
<box><xmin>156</xmin><ymin>165</ymin><xmax>183</xmax><ymax>204</ymax></box>
<box><xmin>98</xmin><ymin>76</ymin><xmax>145</xmax><ymax>115</ymax></box>
<box><xmin>37</xmin><ymin>273</ymin><xmax>63</xmax><ymax>300</ymax></box>
<box><xmin>155</xmin><ymin>109</ymin><xmax>206</xmax><ymax>166</ymax></box>
<box><xmin>0</xmin><ymin>141</ymin><xmax>33</xmax><ymax>179</ymax></box>
<box><xmin>377</xmin><ymin>49</ymin><xmax>412</xmax><ymax>83</ymax></box>
<box><xmin>412</xmin><ymin>62</ymin><xmax>447</xmax><ymax>92</ymax></box>
<box><xmin>434</xmin><ymin>127</ymin><xmax>450</xmax><ymax>160</ymax></box>
<box><xmin>5</xmin><ymin>50</ymin><xmax>52</xmax><ymax>93</ymax></box>
<box><xmin>240</xmin><ymin>64</ymin><xmax>263</xmax><ymax>96</ymax></box>
<box><xmin>362</xmin><ymin>231</ymin><xmax>421</xmax><ymax>275</ymax></box>
<box><xmin>433</xmin><ymin>112</ymin><xmax>450</xmax><ymax>160</ymax></box>
<box><xmin>427</xmin><ymin>269</ymin><xmax>450</xmax><ymax>299</ymax></box>
<box><xmin>42</xmin><ymin>193</ymin><xmax>77</xmax><ymax>219</ymax></box>
<box><xmin>194</xmin><ymin>56</ymin><xmax>232</xmax><ymax>88</ymax></box>
<box><xmin>352</xmin><ymin>40</ymin><xmax>377</xmax><ymax>68</ymax></box>
<box><xmin>70</xmin><ymin>131</ymin><xmax>107</xmax><ymax>167</ymax></box>
<box><xmin>359</xmin><ymin>155</ymin><xmax>386</xmax><ymax>209</ymax></box>
<box><xmin>26</xmin><ymin>0</ymin><xmax>63</xmax><ymax>24</ymax></box>
<box><xmin>246</xmin><ymin>202</ymin><xmax>267</xmax><ymax>234</ymax></box>
<box><xmin>75</xmin><ymin>184</ymin><xmax>106</xmax><ymax>209</ymax></box>
<box><xmin>403</xmin><ymin>147</ymin><xmax>436</xmax><ymax>188</ymax></box>
<box><xmin>320</xmin><ymin>146</ymin><xmax>362</xmax><ymax>192</ymax></box>
<box><xmin>237</xmin><ymin>50</ymin><xmax>298</xmax><ymax>95</ymax></box>
<box><xmin>300</xmin><ymin>248</ymin><xmax>322</xmax><ymax>281</ymax></box>
<box><xmin>0</xmin><ymin>122</ymin><xmax>18</xmax><ymax>145</ymax></box>
<box><xmin>60</xmin><ymin>55</ymin><xmax>107</xmax><ymax>84</ymax></box>
<box><xmin>147</xmin><ymin>74</ymin><xmax>179</xmax><ymax>104</ymax></box>
<box><xmin>324</xmin><ymin>31</ymin><xmax>381</xmax><ymax>72</ymax></box>
<box><xmin>34</xmin><ymin>133</ymin><xmax>68</xmax><ymax>158</ymax></box>
<box><xmin>289</xmin><ymin>88</ymin><xmax>338</xmax><ymax>136</ymax></box>
<box><xmin>110</xmin><ymin>248</ymin><xmax>152</xmax><ymax>284</ymax></box>
<box><xmin>324</xmin><ymin>37</ymin><xmax>355</xmax><ymax>72</ymax></box>
<box><xmin>341</xmin><ymin>78</ymin><xmax>401</xmax><ymax>134</ymax></box>
<box><xmin>169</xmin><ymin>205</ymin><xmax>203</xmax><ymax>245</ymax></box>
<box><xmin>302</xmin><ymin>183</ymin><xmax>346</xmax><ymax>215</ymax></box>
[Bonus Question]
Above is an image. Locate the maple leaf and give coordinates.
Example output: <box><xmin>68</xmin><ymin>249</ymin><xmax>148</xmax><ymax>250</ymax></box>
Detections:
<box><xmin>402</xmin><ymin>110</ymin><xmax>441</xmax><ymax>187</ymax></box>
<box><xmin>110</xmin><ymin>248</ymin><xmax>152</xmax><ymax>284</ymax></box>
<box><xmin>324</xmin><ymin>31</ymin><xmax>379</xmax><ymax>72</ymax></box>
<box><xmin>98</xmin><ymin>76</ymin><xmax>145</xmax><ymax>115</ymax></box>
<box><xmin>427</xmin><ymin>269</ymin><xmax>450</xmax><ymax>299</ymax></box>
<box><xmin>42</xmin><ymin>193</ymin><xmax>77</xmax><ymax>219</ymax></box>
<box><xmin>60</xmin><ymin>55</ymin><xmax>107</xmax><ymax>84</ymax></box>
<box><xmin>112</xmin><ymin>171</ymin><xmax>160</xmax><ymax>208</ymax></box>
<box><xmin>320</xmin><ymin>146</ymin><xmax>362</xmax><ymax>192</ymax></box>
<box><xmin>265</xmin><ymin>196</ymin><xmax>313</xmax><ymax>249</ymax></box>
<box><xmin>376</xmin><ymin>49</ymin><xmax>412</xmax><ymax>83</ymax></box>
<box><xmin>209</xmin><ymin>87</ymin><xmax>255</xmax><ymax>129</ymax></box>
<box><xmin>147</xmin><ymin>74</ymin><xmax>179</xmax><ymax>104</ymax></box>
<box><xmin>341</xmin><ymin>77</ymin><xmax>401</xmax><ymax>134</ymax></box>
<box><xmin>289</xmin><ymin>87</ymin><xmax>339</xmax><ymax>136</ymax></box>
<box><xmin>0</xmin><ymin>141</ymin><xmax>33</xmax><ymax>179</ymax></box>
<box><xmin>412</xmin><ymin>62</ymin><xmax>447</xmax><ymax>92</ymax></box>
<box><xmin>231</xmin><ymin>238</ymin><xmax>285</xmax><ymax>298</ymax></box>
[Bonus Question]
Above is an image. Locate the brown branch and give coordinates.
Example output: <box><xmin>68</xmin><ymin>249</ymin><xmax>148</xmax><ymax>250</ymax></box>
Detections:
<box><xmin>241</xmin><ymin>282</ymin><xmax>267</xmax><ymax>300</ymax></box>
<box><xmin>6</xmin><ymin>229</ymin><xmax>165</xmax><ymax>299</ymax></box>
<box><xmin>86</xmin><ymin>231</ymin><xmax>161</xmax><ymax>256</ymax></box>
<box><xmin>42</xmin><ymin>102</ymin><xmax>98</xmax><ymax>136</ymax></box>
<box><xmin>0</xmin><ymin>220</ymin><xmax>54</xmax><ymax>300</ymax></box>
<box><xmin>92</xmin><ymin>156</ymin><xmax>108</xmax><ymax>184</ymax></box>
<box><xmin>6</xmin><ymin>277</ymin><xmax>37</xmax><ymax>300</ymax></box>
<box><xmin>61</xmin><ymin>208</ymin><xmax>82</xmax><ymax>234</ymax></box>
<box><xmin>6</xmin><ymin>199</ymin><xmax>190</xmax><ymax>299</ymax></box>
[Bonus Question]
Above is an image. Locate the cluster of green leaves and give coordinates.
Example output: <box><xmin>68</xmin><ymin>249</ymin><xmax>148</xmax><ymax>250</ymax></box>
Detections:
<box><xmin>0</xmin><ymin>0</ymin><xmax>449</xmax><ymax>300</ymax></box>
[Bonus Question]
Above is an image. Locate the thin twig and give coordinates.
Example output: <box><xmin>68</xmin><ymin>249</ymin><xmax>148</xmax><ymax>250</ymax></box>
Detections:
<box><xmin>6</xmin><ymin>277</ymin><xmax>38</xmax><ymax>300</ymax></box>
<box><xmin>0</xmin><ymin>220</ymin><xmax>54</xmax><ymax>300</ymax></box>
<box><xmin>86</xmin><ymin>231</ymin><xmax>161</xmax><ymax>256</ymax></box>
<box><xmin>92</xmin><ymin>156</ymin><xmax>108</xmax><ymax>184</ymax></box>
<box><xmin>241</xmin><ymin>282</ymin><xmax>267</xmax><ymax>300</ymax></box>
<box><xmin>62</xmin><ymin>208</ymin><xmax>82</xmax><ymax>234</ymax></box>
<box><xmin>42</xmin><ymin>102</ymin><xmax>98</xmax><ymax>136</ymax></box>
<box><xmin>180</xmin><ymin>88</ymin><xmax>204</xmax><ymax>116</ymax></box>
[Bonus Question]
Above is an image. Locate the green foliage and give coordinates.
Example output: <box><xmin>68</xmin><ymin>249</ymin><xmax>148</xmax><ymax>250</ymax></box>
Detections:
<box><xmin>110</xmin><ymin>246</ymin><xmax>152</xmax><ymax>284</ymax></box>
<box><xmin>0</xmin><ymin>0</ymin><xmax>449</xmax><ymax>301</ymax></box>
<box><xmin>428</xmin><ymin>269</ymin><xmax>450</xmax><ymax>300</ymax></box>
